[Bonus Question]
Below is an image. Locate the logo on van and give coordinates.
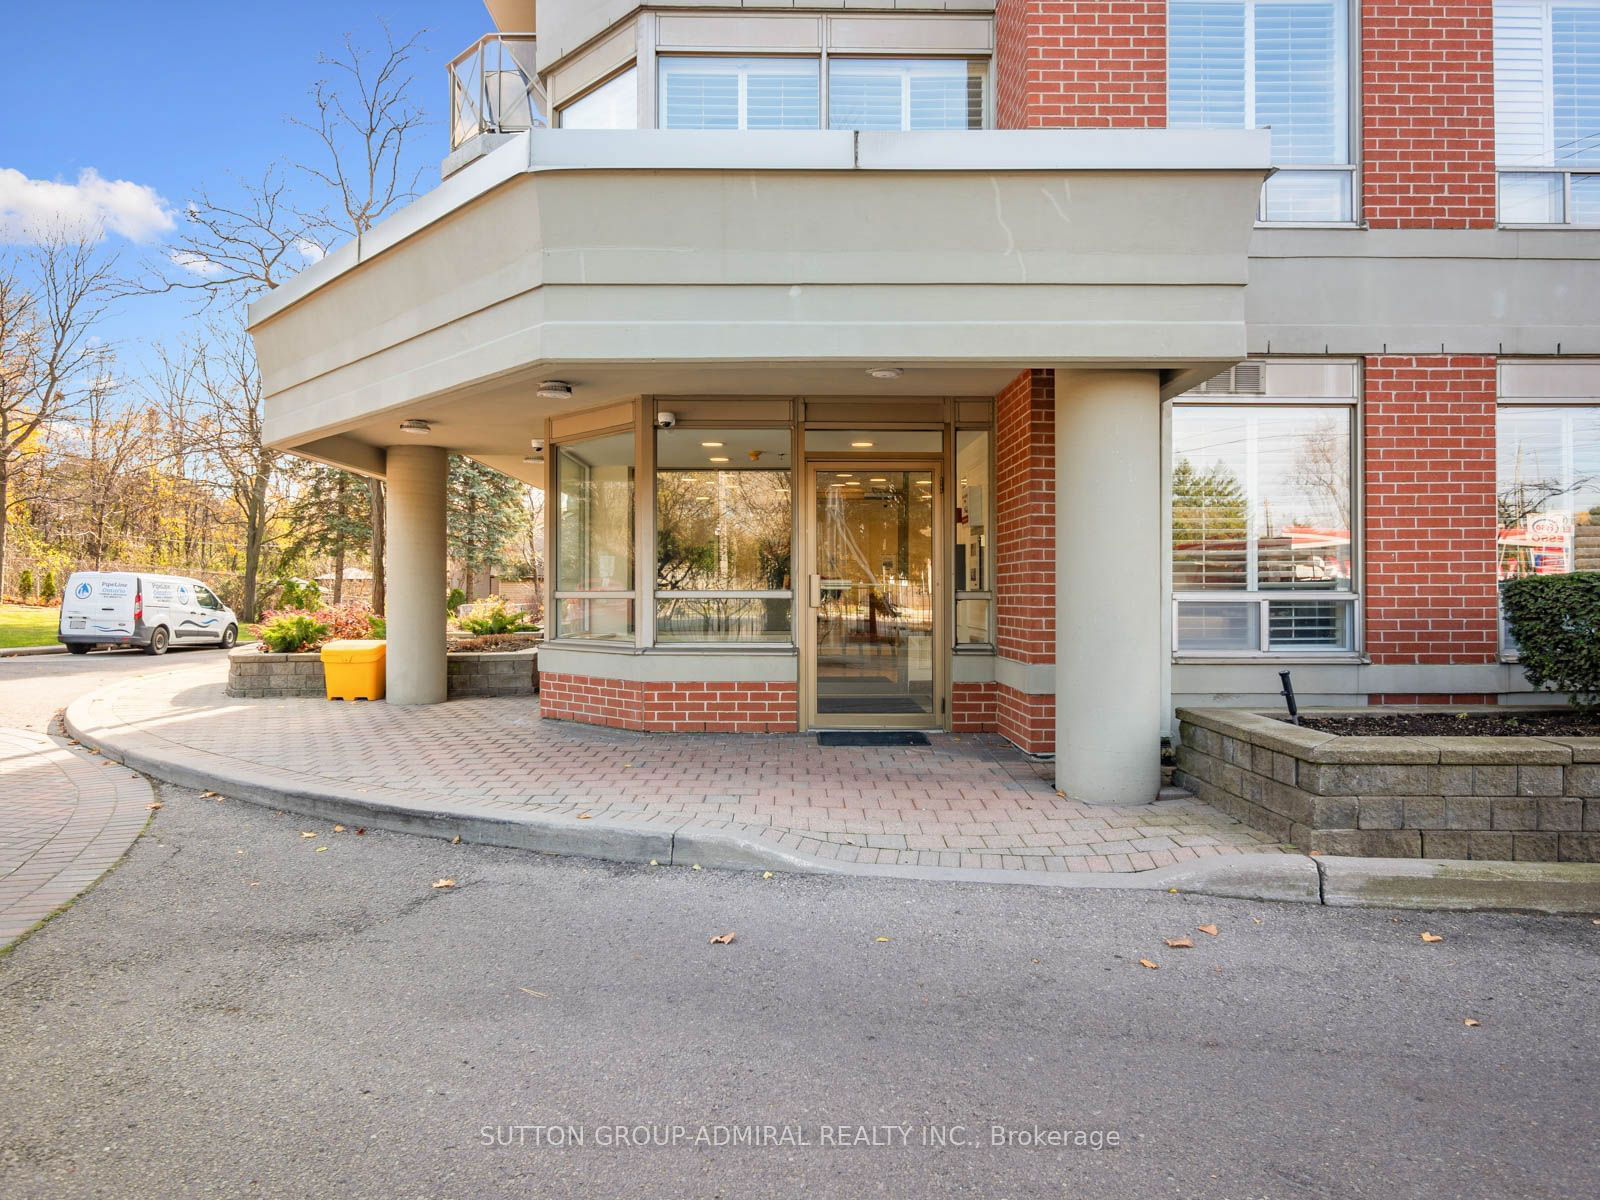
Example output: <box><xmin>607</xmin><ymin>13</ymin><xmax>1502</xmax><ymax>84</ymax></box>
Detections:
<box><xmin>74</xmin><ymin>581</ymin><xmax>93</xmax><ymax>599</ymax></box>
<box><xmin>177</xmin><ymin>584</ymin><xmax>191</xmax><ymax>600</ymax></box>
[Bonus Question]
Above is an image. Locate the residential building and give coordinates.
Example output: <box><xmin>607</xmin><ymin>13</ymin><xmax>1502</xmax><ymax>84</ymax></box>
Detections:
<box><xmin>248</xmin><ymin>1</ymin><xmax>1600</xmax><ymax>805</ymax></box>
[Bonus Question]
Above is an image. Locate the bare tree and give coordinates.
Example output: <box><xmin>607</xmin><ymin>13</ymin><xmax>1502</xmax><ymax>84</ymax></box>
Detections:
<box><xmin>187</xmin><ymin>329</ymin><xmax>279</xmax><ymax>620</ymax></box>
<box><xmin>0</xmin><ymin>231</ymin><xmax>118</xmax><ymax>593</ymax></box>
<box><xmin>72</xmin><ymin>382</ymin><xmax>153</xmax><ymax>570</ymax></box>
<box><xmin>288</xmin><ymin>25</ymin><xmax>430</xmax><ymax>615</ymax></box>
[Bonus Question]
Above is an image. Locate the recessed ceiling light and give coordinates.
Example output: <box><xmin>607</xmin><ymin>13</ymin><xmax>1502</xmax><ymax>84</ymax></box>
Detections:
<box><xmin>851</xmin><ymin>441</ymin><xmax>874</xmax><ymax>448</ymax></box>
<box><xmin>869</xmin><ymin>477</ymin><xmax>887</xmax><ymax>483</ymax></box>
<box><xmin>399</xmin><ymin>419</ymin><xmax>432</xmax><ymax>435</ymax></box>
<box><xmin>837</xmin><ymin>473</ymin><xmax>854</xmax><ymax>478</ymax></box>
<box><xmin>709</xmin><ymin>456</ymin><xmax>730</xmax><ymax>463</ymax></box>
<box><xmin>867</xmin><ymin>367</ymin><xmax>903</xmax><ymax>380</ymax></box>
<box><xmin>696</xmin><ymin>495</ymin><xmax>713</xmax><ymax>501</ymax></box>
<box><xmin>701</xmin><ymin>441</ymin><xmax>725</xmax><ymax>448</ymax></box>
<box><xmin>537</xmin><ymin>380</ymin><xmax>573</xmax><ymax>399</ymax></box>
<box><xmin>522</xmin><ymin>455</ymin><xmax>542</xmax><ymax>465</ymax></box>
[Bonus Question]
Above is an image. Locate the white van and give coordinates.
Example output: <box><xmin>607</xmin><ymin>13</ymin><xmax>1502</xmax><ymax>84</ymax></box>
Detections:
<box><xmin>58</xmin><ymin>572</ymin><xmax>239</xmax><ymax>656</ymax></box>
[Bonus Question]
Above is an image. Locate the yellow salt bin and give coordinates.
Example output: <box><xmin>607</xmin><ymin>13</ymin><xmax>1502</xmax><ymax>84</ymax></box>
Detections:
<box><xmin>321</xmin><ymin>639</ymin><xmax>386</xmax><ymax>701</ymax></box>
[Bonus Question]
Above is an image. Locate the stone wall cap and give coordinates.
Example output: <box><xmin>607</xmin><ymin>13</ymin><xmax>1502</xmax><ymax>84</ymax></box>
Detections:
<box><xmin>1423</xmin><ymin>737</ymin><xmax>1573</xmax><ymax>765</ymax></box>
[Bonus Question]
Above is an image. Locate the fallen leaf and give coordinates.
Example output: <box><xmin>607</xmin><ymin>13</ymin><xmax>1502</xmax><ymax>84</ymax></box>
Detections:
<box><xmin>691</xmin><ymin>864</ymin><xmax>702</xmax><ymax>871</ymax></box>
<box><xmin>1164</xmin><ymin>937</ymin><xmax>1195</xmax><ymax>949</ymax></box>
<box><xmin>315</xmin><ymin>846</ymin><xmax>329</xmax><ymax>853</ymax></box>
<box><xmin>875</xmin><ymin>937</ymin><xmax>892</xmax><ymax>943</ymax></box>
<box><xmin>355</xmin><ymin>827</ymin><xmax>367</xmax><ymax>836</ymax></box>
<box><xmin>1421</xmin><ymin>932</ymin><xmax>1444</xmax><ymax>943</ymax></box>
<box><xmin>1167</xmin><ymin>888</ymin><xmax>1180</xmax><ymax>894</ymax></box>
<box><xmin>1197</xmin><ymin>924</ymin><xmax>1219</xmax><ymax>937</ymax></box>
<box><xmin>1464</xmin><ymin>1018</ymin><xmax>1481</xmax><ymax>1027</ymax></box>
<box><xmin>249</xmin><ymin>881</ymin><xmax>260</xmax><ymax>887</ymax></box>
<box><xmin>432</xmin><ymin>878</ymin><xmax>457</xmax><ymax>890</ymax></box>
<box><xmin>709</xmin><ymin>932</ymin><xmax>736</xmax><ymax>945</ymax></box>
<box><xmin>333</xmin><ymin>825</ymin><xmax>346</xmax><ymax>833</ymax></box>
<box><xmin>145</xmin><ymin>801</ymin><xmax>163</xmax><ymax>811</ymax></box>
<box><xmin>762</xmin><ymin>871</ymin><xmax>774</xmax><ymax>880</ymax></box>
<box><xmin>451</xmin><ymin>835</ymin><xmax>461</xmax><ymax>844</ymax></box>
<box><xmin>519</xmin><ymin>987</ymin><xmax>548</xmax><ymax>998</ymax></box>
<box><xmin>300</xmin><ymin>832</ymin><xmax>317</xmax><ymax>839</ymax></box>
<box><xmin>1138</xmin><ymin>959</ymin><xmax>1159</xmax><ymax>970</ymax></box>
<box><xmin>1308</xmin><ymin>850</ymin><xmax>1324</xmax><ymax>857</ymax></box>
<box><xmin>201</xmin><ymin>790</ymin><xmax>218</xmax><ymax>798</ymax></box>
<box><xmin>649</xmin><ymin>859</ymin><xmax>659</xmax><ymax>867</ymax></box>
<box><xmin>577</xmin><ymin>813</ymin><xmax>592</xmax><ymax>820</ymax></box>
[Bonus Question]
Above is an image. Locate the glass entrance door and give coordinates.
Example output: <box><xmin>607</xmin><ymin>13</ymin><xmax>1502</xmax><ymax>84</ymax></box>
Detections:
<box><xmin>808</xmin><ymin>464</ymin><xmax>942</xmax><ymax>728</ymax></box>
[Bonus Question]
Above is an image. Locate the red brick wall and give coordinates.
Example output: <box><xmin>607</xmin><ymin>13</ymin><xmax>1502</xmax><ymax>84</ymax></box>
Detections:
<box><xmin>1363</xmin><ymin>356</ymin><xmax>1500</xmax><ymax>664</ymax></box>
<box><xmin>540</xmin><ymin>674</ymin><xmax>798</xmax><ymax>733</ymax></box>
<box><xmin>995</xmin><ymin>370</ymin><xmax>1056</xmax><ymax>665</ymax></box>
<box><xmin>1368</xmin><ymin>694</ymin><xmax>1498</xmax><ymax>705</ymax></box>
<box><xmin>951</xmin><ymin>682</ymin><xmax>997</xmax><ymax>732</ymax></box>
<box><xmin>1362</xmin><ymin>1</ymin><xmax>1497</xmax><ymax>228</ymax></box>
<box><xmin>995</xmin><ymin>1</ymin><xmax>1167</xmax><ymax>129</ymax></box>
<box><xmin>996</xmin><ymin>684</ymin><xmax>1055</xmax><ymax>755</ymax></box>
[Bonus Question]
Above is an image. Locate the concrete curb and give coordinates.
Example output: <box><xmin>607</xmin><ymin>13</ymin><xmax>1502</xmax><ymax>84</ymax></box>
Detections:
<box><xmin>0</xmin><ymin>644</ymin><xmax>66</xmax><ymax>658</ymax></box>
<box><xmin>63</xmin><ymin>673</ymin><xmax>1600</xmax><ymax>913</ymax></box>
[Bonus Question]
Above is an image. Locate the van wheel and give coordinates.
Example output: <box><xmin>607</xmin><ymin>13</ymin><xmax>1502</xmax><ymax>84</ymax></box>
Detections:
<box><xmin>67</xmin><ymin>644</ymin><xmax>92</xmax><ymax>655</ymax></box>
<box><xmin>144</xmin><ymin>627</ymin><xmax>170</xmax><ymax>656</ymax></box>
<box><xmin>220</xmin><ymin>624</ymin><xmax>238</xmax><ymax>650</ymax></box>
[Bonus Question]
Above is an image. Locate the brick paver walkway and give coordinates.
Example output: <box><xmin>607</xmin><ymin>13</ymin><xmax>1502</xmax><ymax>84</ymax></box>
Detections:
<box><xmin>0</xmin><ymin>726</ymin><xmax>154</xmax><ymax>946</ymax></box>
<box><xmin>73</xmin><ymin>663</ymin><xmax>1285</xmax><ymax>875</ymax></box>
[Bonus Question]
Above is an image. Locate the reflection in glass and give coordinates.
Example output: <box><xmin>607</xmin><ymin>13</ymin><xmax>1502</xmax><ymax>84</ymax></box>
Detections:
<box><xmin>656</xmin><ymin>598</ymin><xmax>792</xmax><ymax>643</ymax></box>
<box><xmin>1497</xmin><ymin>406</ymin><xmax>1600</xmax><ymax>581</ymax></box>
<box><xmin>815</xmin><ymin>471</ymin><xmax>936</xmax><ymax>719</ymax></box>
<box><xmin>555</xmin><ymin>430</ymin><xmax>635</xmax><ymax>641</ymax></box>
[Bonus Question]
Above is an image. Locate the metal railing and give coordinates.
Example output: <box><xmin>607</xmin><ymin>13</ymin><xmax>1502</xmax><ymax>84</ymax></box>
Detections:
<box><xmin>448</xmin><ymin>33</ymin><xmax>547</xmax><ymax>151</ymax></box>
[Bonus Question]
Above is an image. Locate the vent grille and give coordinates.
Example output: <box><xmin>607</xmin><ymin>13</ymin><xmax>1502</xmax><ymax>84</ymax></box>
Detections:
<box><xmin>1195</xmin><ymin>363</ymin><xmax>1266</xmax><ymax>396</ymax></box>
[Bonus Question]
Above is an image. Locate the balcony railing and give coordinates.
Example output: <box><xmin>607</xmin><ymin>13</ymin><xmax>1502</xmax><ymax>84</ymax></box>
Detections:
<box><xmin>448</xmin><ymin>34</ymin><xmax>547</xmax><ymax>151</ymax></box>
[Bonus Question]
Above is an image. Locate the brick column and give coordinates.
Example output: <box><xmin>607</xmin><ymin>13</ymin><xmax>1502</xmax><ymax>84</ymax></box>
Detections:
<box><xmin>1363</xmin><ymin>356</ymin><xmax>1500</xmax><ymax>665</ymax></box>
<box><xmin>995</xmin><ymin>1</ymin><xmax>1167</xmax><ymax>129</ymax></box>
<box><xmin>993</xmin><ymin>369</ymin><xmax>1057</xmax><ymax>752</ymax></box>
<box><xmin>1361</xmin><ymin>1</ymin><xmax>1496</xmax><ymax>229</ymax></box>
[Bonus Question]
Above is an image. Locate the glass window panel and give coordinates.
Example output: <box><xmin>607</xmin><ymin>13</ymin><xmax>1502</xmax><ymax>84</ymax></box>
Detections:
<box><xmin>1170</xmin><ymin>2</ymin><xmax>1348</xmax><ymax>172</ymax></box>
<box><xmin>1172</xmin><ymin>409</ymin><xmax>1252</xmax><ymax>589</ymax></box>
<box><xmin>660</xmin><ymin>57</ymin><xmax>819</xmax><ymax>130</ymax></box>
<box><xmin>655</xmin><ymin>597</ymin><xmax>791</xmax><ymax>643</ymax></box>
<box><xmin>955</xmin><ymin>430</ymin><xmax>991</xmax><ymax>593</ymax></box>
<box><xmin>555</xmin><ymin>431</ymin><xmax>634</xmax><ymax>594</ymax></box>
<box><xmin>1262</xmin><ymin>170</ymin><xmax>1350</xmax><ymax>221</ymax></box>
<box><xmin>556</xmin><ymin>597</ymin><xmax>634</xmax><ymax>642</ymax></box>
<box><xmin>1252</xmin><ymin>408</ymin><xmax>1353</xmax><ymax>591</ymax></box>
<box><xmin>804</xmin><ymin>429</ymin><xmax>942</xmax><ymax>453</ymax></box>
<box><xmin>1176</xmin><ymin>601</ymin><xmax>1261</xmax><ymax>651</ymax></box>
<box><xmin>1554</xmin><ymin>5</ymin><xmax>1600</xmax><ymax>168</ymax></box>
<box><xmin>655</xmin><ymin>428</ymin><xmax>793</xmax><ymax>593</ymax></box>
<box><xmin>559</xmin><ymin>67</ymin><xmax>638</xmax><ymax>129</ymax></box>
<box><xmin>1268</xmin><ymin>598</ymin><xmax>1352</xmax><ymax>650</ymax></box>
<box><xmin>1572</xmin><ymin>173</ymin><xmax>1600</xmax><ymax>222</ymax></box>
<box><xmin>1500</xmin><ymin>170</ymin><xmax>1566</xmax><ymax>222</ymax></box>
<box><xmin>1497</xmin><ymin>405</ymin><xmax>1600</xmax><ymax>580</ymax></box>
<box><xmin>828</xmin><ymin>59</ymin><xmax>984</xmax><ymax>131</ymax></box>
<box><xmin>955</xmin><ymin>597</ymin><xmax>992</xmax><ymax>645</ymax></box>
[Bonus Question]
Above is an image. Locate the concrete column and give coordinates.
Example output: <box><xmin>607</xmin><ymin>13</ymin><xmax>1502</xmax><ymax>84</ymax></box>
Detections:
<box><xmin>1055</xmin><ymin>371</ymin><xmax>1163</xmax><ymax>805</ymax></box>
<box><xmin>384</xmin><ymin>444</ymin><xmax>449</xmax><ymax>705</ymax></box>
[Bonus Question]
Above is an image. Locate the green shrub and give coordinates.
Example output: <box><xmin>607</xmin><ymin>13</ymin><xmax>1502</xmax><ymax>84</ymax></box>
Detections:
<box><xmin>277</xmin><ymin>578</ymin><xmax>322</xmax><ymax>610</ymax></box>
<box><xmin>459</xmin><ymin>594</ymin><xmax>535</xmax><ymax>635</ymax></box>
<box><xmin>40</xmin><ymin>571</ymin><xmax>57</xmax><ymax>604</ymax></box>
<box><xmin>17</xmin><ymin>570</ymin><xmax>33</xmax><ymax>602</ymax></box>
<box><xmin>368</xmin><ymin>614</ymin><xmax>386</xmax><ymax>639</ymax></box>
<box><xmin>446</xmin><ymin>587</ymin><xmax>466</xmax><ymax>614</ymax></box>
<box><xmin>257</xmin><ymin>614</ymin><xmax>329</xmax><ymax>654</ymax></box>
<box><xmin>1501</xmin><ymin>573</ymin><xmax>1600</xmax><ymax>710</ymax></box>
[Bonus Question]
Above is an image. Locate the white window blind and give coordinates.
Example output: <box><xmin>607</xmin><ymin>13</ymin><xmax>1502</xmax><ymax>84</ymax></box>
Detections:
<box><xmin>829</xmin><ymin>60</ymin><xmax>985</xmax><ymax>132</ymax></box>
<box><xmin>1496</xmin><ymin>2</ymin><xmax>1600</xmax><ymax>166</ymax></box>
<box><xmin>659</xmin><ymin>58</ymin><xmax>819</xmax><ymax>131</ymax></box>
<box><xmin>1555</xmin><ymin>5</ymin><xmax>1600</xmax><ymax>166</ymax></box>
<box><xmin>1169</xmin><ymin>3</ymin><xmax>1248</xmax><ymax>129</ymax></box>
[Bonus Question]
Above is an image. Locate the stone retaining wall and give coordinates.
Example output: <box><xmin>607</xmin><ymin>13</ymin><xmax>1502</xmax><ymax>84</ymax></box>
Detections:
<box><xmin>227</xmin><ymin>647</ymin><xmax>537</xmax><ymax>700</ymax></box>
<box><xmin>1174</xmin><ymin>708</ymin><xmax>1600</xmax><ymax>862</ymax></box>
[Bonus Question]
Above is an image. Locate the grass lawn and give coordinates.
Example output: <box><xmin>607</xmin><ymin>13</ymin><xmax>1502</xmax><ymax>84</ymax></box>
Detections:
<box><xmin>0</xmin><ymin>604</ymin><xmax>59</xmax><ymax>649</ymax></box>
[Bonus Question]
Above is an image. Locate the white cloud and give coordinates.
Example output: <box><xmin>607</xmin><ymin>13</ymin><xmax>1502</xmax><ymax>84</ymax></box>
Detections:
<box><xmin>0</xmin><ymin>167</ymin><xmax>175</xmax><ymax>245</ymax></box>
<box><xmin>295</xmin><ymin>238</ymin><xmax>327</xmax><ymax>264</ymax></box>
<box><xmin>171</xmin><ymin>250</ymin><xmax>224</xmax><ymax>278</ymax></box>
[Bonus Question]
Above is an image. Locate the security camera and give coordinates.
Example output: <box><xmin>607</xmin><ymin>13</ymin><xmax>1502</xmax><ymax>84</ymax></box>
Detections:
<box><xmin>529</xmin><ymin>438</ymin><xmax>546</xmax><ymax>453</ymax></box>
<box><xmin>655</xmin><ymin>411</ymin><xmax>678</xmax><ymax>430</ymax></box>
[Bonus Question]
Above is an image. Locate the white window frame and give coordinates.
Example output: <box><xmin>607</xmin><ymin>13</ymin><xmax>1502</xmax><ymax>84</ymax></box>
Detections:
<box><xmin>825</xmin><ymin>57</ymin><xmax>990</xmax><ymax>132</ymax></box>
<box><xmin>1170</xmin><ymin>0</ymin><xmax>1359</xmax><ymax>226</ymax></box>
<box><xmin>1494</xmin><ymin>0</ymin><xmax>1600</xmax><ymax>227</ymax></box>
<box><xmin>1170</xmin><ymin>370</ymin><xmax>1363</xmax><ymax>661</ymax></box>
<box><xmin>656</xmin><ymin>55</ymin><xmax>822</xmax><ymax>131</ymax></box>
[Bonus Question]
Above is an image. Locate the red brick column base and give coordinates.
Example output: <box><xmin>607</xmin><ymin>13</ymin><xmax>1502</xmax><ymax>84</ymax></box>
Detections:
<box><xmin>540</xmin><ymin>673</ymin><xmax>798</xmax><ymax>733</ymax></box>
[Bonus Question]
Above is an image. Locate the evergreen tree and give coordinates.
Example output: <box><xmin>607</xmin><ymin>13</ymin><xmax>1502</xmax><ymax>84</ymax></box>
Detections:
<box><xmin>447</xmin><ymin>456</ymin><xmax>524</xmax><ymax>598</ymax></box>
<box><xmin>282</xmin><ymin>461</ymin><xmax>372</xmax><ymax>603</ymax></box>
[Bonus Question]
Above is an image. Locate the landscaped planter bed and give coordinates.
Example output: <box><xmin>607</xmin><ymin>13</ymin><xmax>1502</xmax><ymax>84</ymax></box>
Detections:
<box><xmin>1297</xmin><ymin>711</ymin><xmax>1600</xmax><ymax>738</ymax></box>
<box><xmin>1174</xmin><ymin>707</ymin><xmax>1600</xmax><ymax>863</ymax></box>
<box><xmin>227</xmin><ymin>646</ymin><xmax>538</xmax><ymax>700</ymax></box>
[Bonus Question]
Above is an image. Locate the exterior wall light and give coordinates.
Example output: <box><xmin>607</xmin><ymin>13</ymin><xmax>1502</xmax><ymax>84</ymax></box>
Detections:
<box><xmin>537</xmin><ymin>381</ymin><xmax>573</xmax><ymax>399</ymax></box>
<box><xmin>399</xmin><ymin>419</ymin><xmax>432</xmax><ymax>435</ymax></box>
<box><xmin>867</xmin><ymin>367</ymin><xmax>903</xmax><ymax>380</ymax></box>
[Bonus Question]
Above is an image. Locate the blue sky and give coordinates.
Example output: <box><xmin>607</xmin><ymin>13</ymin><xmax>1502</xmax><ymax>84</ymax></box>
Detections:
<box><xmin>0</xmin><ymin>1</ymin><xmax>490</xmax><ymax>369</ymax></box>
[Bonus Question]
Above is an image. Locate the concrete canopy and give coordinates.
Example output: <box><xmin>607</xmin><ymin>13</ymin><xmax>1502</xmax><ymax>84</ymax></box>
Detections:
<box><xmin>247</xmin><ymin>128</ymin><xmax>1270</xmax><ymax>479</ymax></box>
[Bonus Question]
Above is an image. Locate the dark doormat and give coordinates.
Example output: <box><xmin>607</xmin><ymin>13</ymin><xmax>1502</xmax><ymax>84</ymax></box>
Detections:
<box><xmin>816</xmin><ymin>731</ymin><xmax>931</xmax><ymax>747</ymax></box>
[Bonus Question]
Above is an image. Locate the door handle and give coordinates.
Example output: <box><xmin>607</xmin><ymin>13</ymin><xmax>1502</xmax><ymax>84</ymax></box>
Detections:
<box><xmin>809</xmin><ymin>574</ymin><xmax>822</xmax><ymax>608</ymax></box>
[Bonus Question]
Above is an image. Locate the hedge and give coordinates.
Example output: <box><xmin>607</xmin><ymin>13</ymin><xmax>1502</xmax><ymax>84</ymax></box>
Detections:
<box><xmin>1501</xmin><ymin>572</ymin><xmax>1600</xmax><ymax>710</ymax></box>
